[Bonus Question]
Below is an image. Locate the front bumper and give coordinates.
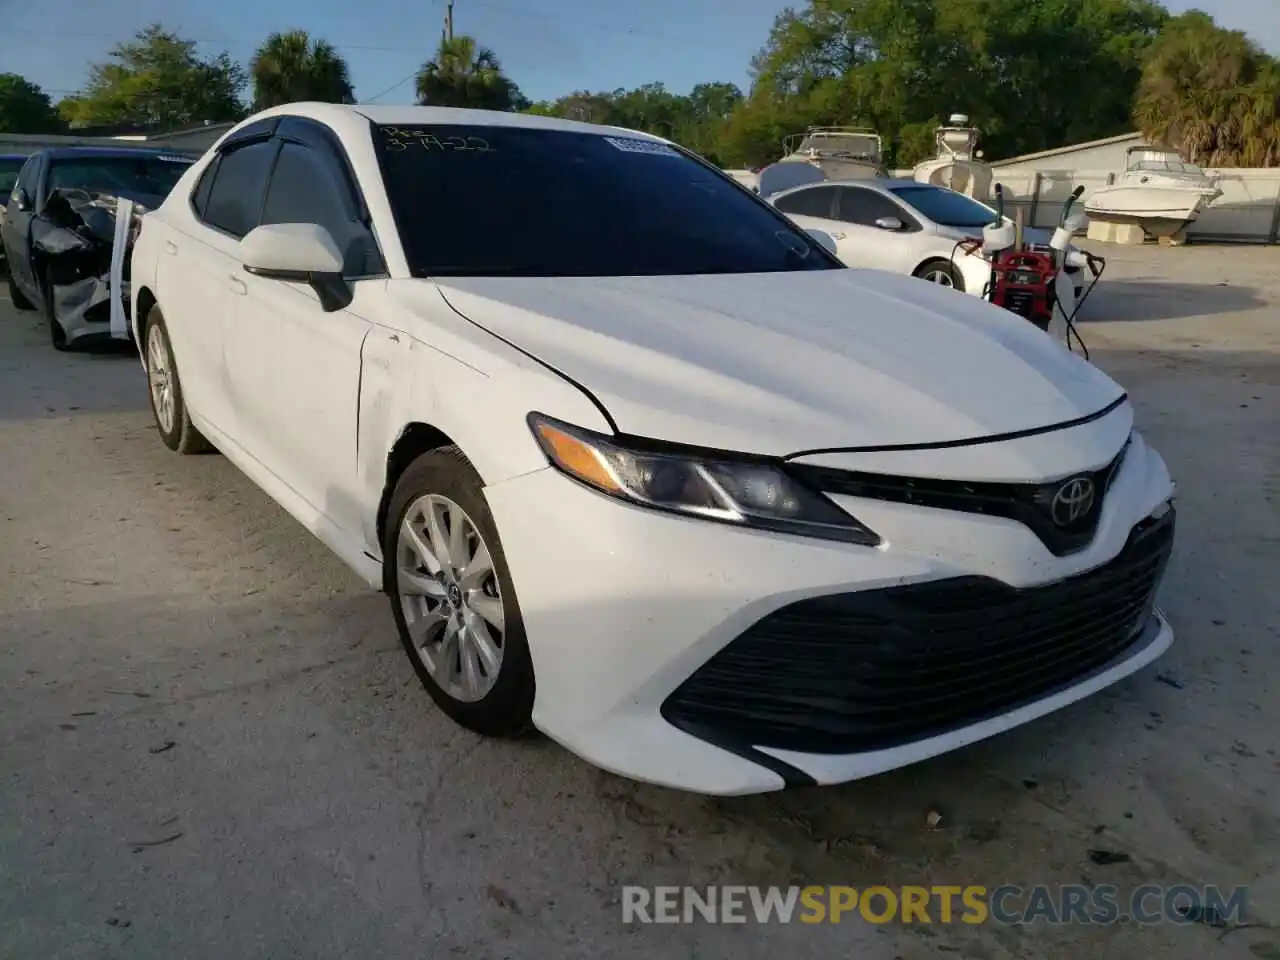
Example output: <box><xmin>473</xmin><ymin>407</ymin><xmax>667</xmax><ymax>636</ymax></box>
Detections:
<box><xmin>484</xmin><ymin>434</ymin><xmax>1177</xmax><ymax>795</ymax></box>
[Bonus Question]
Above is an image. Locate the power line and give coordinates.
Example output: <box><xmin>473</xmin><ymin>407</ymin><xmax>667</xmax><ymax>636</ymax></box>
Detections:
<box><xmin>365</xmin><ymin>71</ymin><xmax>420</xmax><ymax>103</ymax></box>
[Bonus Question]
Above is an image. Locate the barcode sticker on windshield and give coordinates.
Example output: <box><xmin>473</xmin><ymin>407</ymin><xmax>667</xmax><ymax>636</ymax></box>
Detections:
<box><xmin>604</xmin><ymin>136</ymin><xmax>679</xmax><ymax>157</ymax></box>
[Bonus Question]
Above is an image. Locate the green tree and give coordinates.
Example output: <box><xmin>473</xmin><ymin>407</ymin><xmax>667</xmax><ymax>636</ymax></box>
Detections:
<box><xmin>61</xmin><ymin>24</ymin><xmax>246</xmax><ymax>130</ymax></box>
<box><xmin>1135</xmin><ymin>11</ymin><xmax>1280</xmax><ymax>166</ymax></box>
<box><xmin>0</xmin><ymin>74</ymin><xmax>64</xmax><ymax>133</ymax></box>
<box><xmin>730</xmin><ymin>0</ymin><xmax>1167</xmax><ymax>167</ymax></box>
<box><xmin>250</xmin><ymin>30</ymin><xmax>355</xmax><ymax>110</ymax></box>
<box><xmin>415</xmin><ymin>35</ymin><xmax>525</xmax><ymax>111</ymax></box>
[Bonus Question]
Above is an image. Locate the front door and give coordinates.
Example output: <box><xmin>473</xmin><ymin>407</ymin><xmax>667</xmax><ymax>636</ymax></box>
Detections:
<box><xmin>833</xmin><ymin>186</ymin><xmax>922</xmax><ymax>273</ymax></box>
<box><xmin>222</xmin><ymin>134</ymin><xmax>383</xmax><ymax>536</ymax></box>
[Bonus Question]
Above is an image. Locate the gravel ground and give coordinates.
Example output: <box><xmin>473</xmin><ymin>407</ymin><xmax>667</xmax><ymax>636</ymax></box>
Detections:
<box><xmin>1</xmin><ymin>244</ymin><xmax>1277</xmax><ymax>960</ymax></box>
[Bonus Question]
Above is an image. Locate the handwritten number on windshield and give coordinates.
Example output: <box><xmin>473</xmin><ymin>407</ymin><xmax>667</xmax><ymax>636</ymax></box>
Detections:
<box><xmin>382</xmin><ymin>128</ymin><xmax>494</xmax><ymax>153</ymax></box>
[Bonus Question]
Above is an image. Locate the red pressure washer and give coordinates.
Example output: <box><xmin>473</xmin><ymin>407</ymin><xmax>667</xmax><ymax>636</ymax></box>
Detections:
<box><xmin>984</xmin><ymin>184</ymin><xmax>1080</xmax><ymax>331</ymax></box>
<box><xmin>955</xmin><ymin>184</ymin><xmax>1106</xmax><ymax>357</ymax></box>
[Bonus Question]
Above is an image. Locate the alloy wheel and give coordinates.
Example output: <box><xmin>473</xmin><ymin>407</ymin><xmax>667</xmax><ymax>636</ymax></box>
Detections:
<box><xmin>146</xmin><ymin>324</ymin><xmax>175</xmax><ymax>434</ymax></box>
<box><xmin>396</xmin><ymin>493</ymin><xmax>506</xmax><ymax>703</ymax></box>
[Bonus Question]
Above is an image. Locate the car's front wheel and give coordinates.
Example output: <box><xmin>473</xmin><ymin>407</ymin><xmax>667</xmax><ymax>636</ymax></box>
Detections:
<box><xmin>144</xmin><ymin>307</ymin><xmax>212</xmax><ymax>454</ymax></box>
<box><xmin>7</xmin><ymin>275</ymin><xmax>34</xmax><ymax>311</ymax></box>
<box><xmin>384</xmin><ymin>446</ymin><xmax>535</xmax><ymax>737</ymax></box>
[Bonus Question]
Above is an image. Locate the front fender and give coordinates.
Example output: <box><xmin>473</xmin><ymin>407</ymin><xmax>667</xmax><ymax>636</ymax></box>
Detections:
<box><xmin>354</xmin><ymin>303</ymin><xmax>612</xmax><ymax>554</ymax></box>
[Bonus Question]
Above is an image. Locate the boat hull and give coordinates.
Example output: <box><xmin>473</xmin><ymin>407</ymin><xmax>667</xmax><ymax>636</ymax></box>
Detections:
<box><xmin>1084</xmin><ymin>184</ymin><xmax>1222</xmax><ymax>238</ymax></box>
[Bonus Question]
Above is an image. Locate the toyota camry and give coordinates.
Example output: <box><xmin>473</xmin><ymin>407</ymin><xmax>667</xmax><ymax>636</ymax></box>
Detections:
<box><xmin>128</xmin><ymin>103</ymin><xmax>1177</xmax><ymax>796</ymax></box>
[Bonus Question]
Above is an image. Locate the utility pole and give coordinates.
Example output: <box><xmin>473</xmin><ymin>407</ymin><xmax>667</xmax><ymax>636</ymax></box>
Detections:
<box><xmin>445</xmin><ymin>0</ymin><xmax>454</xmax><ymax>41</ymax></box>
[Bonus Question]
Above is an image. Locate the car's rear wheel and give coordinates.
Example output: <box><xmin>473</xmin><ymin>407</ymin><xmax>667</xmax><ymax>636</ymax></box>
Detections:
<box><xmin>7</xmin><ymin>275</ymin><xmax>34</xmax><ymax>311</ymax></box>
<box><xmin>914</xmin><ymin>258</ymin><xmax>965</xmax><ymax>292</ymax></box>
<box><xmin>144</xmin><ymin>307</ymin><xmax>212</xmax><ymax>454</ymax></box>
<box><xmin>384</xmin><ymin>446</ymin><xmax>535</xmax><ymax>737</ymax></box>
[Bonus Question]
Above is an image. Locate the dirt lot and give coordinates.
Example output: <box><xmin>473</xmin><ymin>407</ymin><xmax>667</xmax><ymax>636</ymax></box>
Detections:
<box><xmin>1</xmin><ymin>244</ymin><xmax>1277</xmax><ymax>960</ymax></box>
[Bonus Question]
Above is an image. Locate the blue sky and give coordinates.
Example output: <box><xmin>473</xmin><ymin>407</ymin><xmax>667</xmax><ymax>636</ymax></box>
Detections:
<box><xmin>6</xmin><ymin>0</ymin><xmax>1278</xmax><ymax>108</ymax></box>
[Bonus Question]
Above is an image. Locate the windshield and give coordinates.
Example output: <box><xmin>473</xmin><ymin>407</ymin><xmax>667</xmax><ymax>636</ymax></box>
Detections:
<box><xmin>47</xmin><ymin>156</ymin><xmax>193</xmax><ymax>200</ymax></box>
<box><xmin>889</xmin><ymin>185</ymin><xmax>996</xmax><ymax>228</ymax></box>
<box><xmin>374</xmin><ymin>124</ymin><xmax>838</xmax><ymax>278</ymax></box>
<box><xmin>0</xmin><ymin>159</ymin><xmax>23</xmax><ymax>197</ymax></box>
<box><xmin>1133</xmin><ymin>159</ymin><xmax>1203</xmax><ymax>175</ymax></box>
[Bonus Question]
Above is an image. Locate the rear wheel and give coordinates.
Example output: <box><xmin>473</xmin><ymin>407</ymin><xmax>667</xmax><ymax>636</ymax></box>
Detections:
<box><xmin>384</xmin><ymin>446</ymin><xmax>535</xmax><ymax>738</ymax></box>
<box><xmin>7</xmin><ymin>275</ymin><xmax>34</xmax><ymax>311</ymax></box>
<box><xmin>144</xmin><ymin>307</ymin><xmax>212</xmax><ymax>454</ymax></box>
<box><xmin>913</xmin><ymin>258</ymin><xmax>965</xmax><ymax>292</ymax></box>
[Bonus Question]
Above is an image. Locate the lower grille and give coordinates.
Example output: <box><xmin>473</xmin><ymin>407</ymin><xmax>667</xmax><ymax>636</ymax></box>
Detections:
<box><xmin>662</xmin><ymin>508</ymin><xmax>1174</xmax><ymax>756</ymax></box>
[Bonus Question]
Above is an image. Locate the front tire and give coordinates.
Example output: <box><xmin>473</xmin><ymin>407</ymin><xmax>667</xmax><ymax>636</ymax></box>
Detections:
<box><xmin>7</xmin><ymin>275</ymin><xmax>34</xmax><ymax>311</ymax></box>
<box><xmin>41</xmin><ymin>271</ymin><xmax>69</xmax><ymax>351</ymax></box>
<box><xmin>913</xmin><ymin>258</ymin><xmax>965</xmax><ymax>292</ymax></box>
<box><xmin>144</xmin><ymin>308</ymin><xmax>212</xmax><ymax>454</ymax></box>
<box><xmin>384</xmin><ymin>446</ymin><xmax>535</xmax><ymax>738</ymax></box>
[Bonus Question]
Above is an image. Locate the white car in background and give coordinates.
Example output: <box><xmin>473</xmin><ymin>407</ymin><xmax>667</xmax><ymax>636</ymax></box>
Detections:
<box><xmin>129</xmin><ymin>103</ymin><xmax>1176</xmax><ymax>796</ymax></box>
<box><xmin>768</xmin><ymin>177</ymin><xmax>1086</xmax><ymax>299</ymax></box>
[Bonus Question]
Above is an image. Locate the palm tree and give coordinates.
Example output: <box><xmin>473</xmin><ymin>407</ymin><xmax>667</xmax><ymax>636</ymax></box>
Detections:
<box><xmin>1134</xmin><ymin>12</ymin><xmax>1280</xmax><ymax>167</ymax></box>
<box><xmin>415</xmin><ymin>35</ymin><xmax>523</xmax><ymax>111</ymax></box>
<box><xmin>250</xmin><ymin>30</ymin><xmax>355</xmax><ymax>110</ymax></box>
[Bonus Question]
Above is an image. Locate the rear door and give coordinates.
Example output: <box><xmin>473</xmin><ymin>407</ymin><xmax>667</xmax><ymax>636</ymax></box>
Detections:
<box><xmin>771</xmin><ymin>185</ymin><xmax>843</xmax><ymax>243</ymax></box>
<box><xmin>162</xmin><ymin>136</ymin><xmax>279</xmax><ymax>437</ymax></box>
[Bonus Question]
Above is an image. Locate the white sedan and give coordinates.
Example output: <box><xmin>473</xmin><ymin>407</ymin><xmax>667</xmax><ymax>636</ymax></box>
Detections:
<box><xmin>768</xmin><ymin>177</ymin><xmax>1087</xmax><ymax>298</ymax></box>
<box><xmin>130</xmin><ymin>103</ymin><xmax>1177</xmax><ymax>796</ymax></box>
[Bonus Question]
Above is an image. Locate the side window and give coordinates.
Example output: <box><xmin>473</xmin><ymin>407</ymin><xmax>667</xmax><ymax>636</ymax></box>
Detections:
<box><xmin>774</xmin><ymin>186</ymin><xmax>837</xmax><ymax>218</ymax></box>
<box><xmin>837</xmin><ymin>187</ymin><xmax>919</xmax><ymax>230</ymax></box>
<box><xmin>189</xmin><ymin>158</ymin><xmax>219</xmax><ymax>219</ymax></box>
<box><xmin>202</xmin><ymin>140</ymin><xmax>277</xmax><ymax>238</ymax></box>
<box><xmin>259</xmin><ymin>141</ymin><xmax>381</xmax><ymax>277</ymax></box>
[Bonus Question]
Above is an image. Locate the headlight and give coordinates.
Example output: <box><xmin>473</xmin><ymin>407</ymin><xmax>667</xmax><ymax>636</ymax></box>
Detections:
<box><xmin>527</xmin><ymin>413</ymin><xmax>881</xmax><ymax>546</ymax></box>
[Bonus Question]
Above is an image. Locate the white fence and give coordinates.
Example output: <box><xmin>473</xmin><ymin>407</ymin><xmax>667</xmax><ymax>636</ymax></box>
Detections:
<box><xmin>988</xmin><ymin>168</ymin><xmax>1280</xmax><ymax>243</ymax></box>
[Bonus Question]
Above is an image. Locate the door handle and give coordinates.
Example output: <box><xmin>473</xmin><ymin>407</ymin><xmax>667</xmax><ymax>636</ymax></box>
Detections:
<box><xmin>227</xmin><ymin>275</ymin><xmax>248</xmax><ymax>296</ymax></box>
<box><xmin>829</xmin><ymin>231</ymin><xmax>846</xmax><ymax>240</ymax></box>
<box><xmin>164</xmin><ymin>240</ymin><xmax>178</xmax><ymax>255</ymax></box>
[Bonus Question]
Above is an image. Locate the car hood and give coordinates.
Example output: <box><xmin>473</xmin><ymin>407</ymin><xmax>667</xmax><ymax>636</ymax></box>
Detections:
<box><xmin>935</xmin><ymin>222</ymin><xmax>1057</xmax><ymax>245</ymax></box>
<box><xmin>429</xmin><ymin>269</ymin><xmax>1124</xmax><ymax>456</ymax></box>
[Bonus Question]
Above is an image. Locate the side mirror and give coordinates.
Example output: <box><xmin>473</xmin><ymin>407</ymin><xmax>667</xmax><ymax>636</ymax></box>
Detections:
<box><xmin>805</xmin><ymin>228</ymin><xmax>838</xmax><ymax>255</ymax></box>
<box><xmin>240</xmin><ymin>222</ymin><xmax>351</xmax><ymax>312</ymax></box>
<box><xmin>874</xmin><ymin>216</ymin><xmax>904</xmax><ymax>231</ymax></box>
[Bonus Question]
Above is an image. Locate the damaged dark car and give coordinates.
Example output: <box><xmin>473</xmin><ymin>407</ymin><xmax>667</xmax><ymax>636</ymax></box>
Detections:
<box><xmin>1</xmin><ymin>146</ymin><xmax>196</xmax><ymax>350</ymax></box>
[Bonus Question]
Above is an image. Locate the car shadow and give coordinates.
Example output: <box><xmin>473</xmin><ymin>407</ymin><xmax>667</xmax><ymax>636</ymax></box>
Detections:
<box><xmin>1082</xmin><ymin>278</ymin><xmax>1265</xmax><ymax>322</ymax></box>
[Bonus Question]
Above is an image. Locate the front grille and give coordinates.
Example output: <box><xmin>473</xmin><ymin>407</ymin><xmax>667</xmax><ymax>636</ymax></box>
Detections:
<box><xmin>661</xmin><ymin>508</ymin><xmax>1174</xmax><ymax>756</ymax></box>
<box><xmin>788</xmin><ymin>441</ymin><xmax>1127</xmax><ymax>557</ymax></box>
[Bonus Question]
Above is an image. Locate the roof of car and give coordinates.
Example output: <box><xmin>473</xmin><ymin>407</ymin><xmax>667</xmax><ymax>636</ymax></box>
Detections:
<box><xmin>773</xmin><ymin>177</ymin><xmax>932</xmax><ymax>197</ymax></box>
<box><xmin>243</xmin><ymin>101</ymin><xmax>669</xmax><ymax>143</ymax></box>
<box><xmin>37</xmin><ymin>146</ymin><xmax>197</xmax><ymax>162</ymax></box>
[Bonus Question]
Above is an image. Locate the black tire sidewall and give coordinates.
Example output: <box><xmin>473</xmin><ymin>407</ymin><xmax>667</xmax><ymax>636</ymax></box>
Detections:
<box><xmin>7</xmin><ymin>274</ymin><xmax>34</xmax><ymax>311</ymax></box>
<box><xmin>383</xmin><ymin>447</ymin><xmax>535</xmax><ymax>737</ymax></box>
<box><xmin>42</xmin><ymin>271</ymin><xmax>69</xmax><ymax>350</ymax></box>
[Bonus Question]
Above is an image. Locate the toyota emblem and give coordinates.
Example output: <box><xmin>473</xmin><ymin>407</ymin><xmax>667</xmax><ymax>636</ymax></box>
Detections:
<box><xmin>1050</xmin><ymin>476</ymin><xmax>1096</xmax><ymax>527</ymax></box>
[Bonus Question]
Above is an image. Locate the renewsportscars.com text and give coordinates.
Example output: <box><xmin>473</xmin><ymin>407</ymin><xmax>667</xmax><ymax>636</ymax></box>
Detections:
<box><xmin>621</xmin><ymin>884</ymin><xmax>1248</xmax><ymax>926</ymax></box>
